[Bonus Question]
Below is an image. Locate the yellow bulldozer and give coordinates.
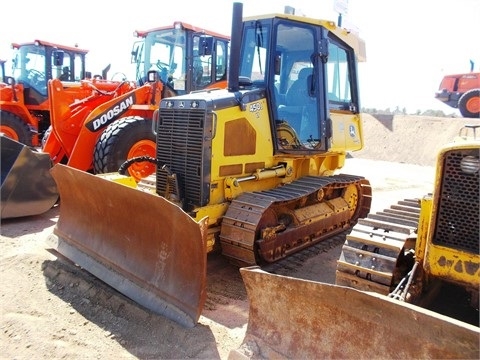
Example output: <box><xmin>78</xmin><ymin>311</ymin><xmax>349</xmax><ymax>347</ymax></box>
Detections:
<box><xmin>47</xmin><ymin>3</ymin><xmax>372</xmax><ymax>327</ymax></box>
<box><xmin>231</xmin><ymin>125</ymin><xmax>480</xmax><ymax>359</ymax></box>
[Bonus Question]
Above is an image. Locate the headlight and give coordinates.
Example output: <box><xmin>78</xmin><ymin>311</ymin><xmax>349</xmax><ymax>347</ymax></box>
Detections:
<box><xmin>460</xmin><ymin>155</ymin><xmax>480</xmax><ymax>174</ymax></box>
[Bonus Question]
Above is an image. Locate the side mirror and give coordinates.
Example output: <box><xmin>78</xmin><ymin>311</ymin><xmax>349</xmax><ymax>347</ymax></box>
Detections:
<box><xmin>131</xmin><ymin>42</ymin><xmax>141</xmax><ymax>64</ymax></box>
<box><xmin>5</xmin><ymin>76</ymin><xmax>17</xmax><ymax>101</ymax></box>
<box><xmin>102</xmin><ymin>64</ymin><xmax>111</xmax><ymax>79</ymax></box>
<box><xmin>53</xmin><ymin>50</ymin><xmax>65</xmax><ymax>66</ymax></box>
<box><xmin>6</xmin><ymin>76</ymin><xmax>16</xmax><ymax>86</ymax></box>
<box><xmin>199</xmin><ymin>37</ymin><xmax>213</xmax><ymax>56</ymax></box>
<box><xmin>147</xmin><ymin>70</ymin><xmax>158</xmax><ymax>82</ymax></box>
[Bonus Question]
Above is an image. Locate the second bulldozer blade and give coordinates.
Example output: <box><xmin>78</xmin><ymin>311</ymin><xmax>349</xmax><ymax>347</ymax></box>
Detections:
<box><xmin>1</xmin><ymin>135</ymin><xmax>58</xmax><ymax>219</ymax></box>
<box><xmin>231</xmin><ymin>267</ymin><xmax>479</xmax><ymax>359</ymax></box>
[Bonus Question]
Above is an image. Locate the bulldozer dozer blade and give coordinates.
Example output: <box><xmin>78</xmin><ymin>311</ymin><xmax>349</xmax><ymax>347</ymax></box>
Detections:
<box><xmin>231</xmin><ymin>267</ymin><xmax>480</xmax><ymax>360</ymax></box>
<box><xmin>1</xmin><ymin>135</ymin><xmax>58</xmax><ymax>219</ymax></box>
<box><xmin>47</xmin><ymin>164</ymin><xmax>208</xmax><ymax>328</ymax></box>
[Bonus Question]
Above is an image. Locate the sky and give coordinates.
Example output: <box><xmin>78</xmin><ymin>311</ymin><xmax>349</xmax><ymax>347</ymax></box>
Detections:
<box><xmin>1</xmin><ymin>0</ymin><xmax>479</xmax><ymax>114</ymax></box>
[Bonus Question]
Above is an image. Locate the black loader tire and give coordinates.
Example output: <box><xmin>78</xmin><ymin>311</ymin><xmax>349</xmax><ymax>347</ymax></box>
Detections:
<box><xmin>0</xmin><ymin>110</ymin><xmax>33</xmax><ymax>146</ymax></box>
<box><xmin>458</xmin><ymin>89</ymin><xmax>480</xmax><ymax>118</ymax></box>
<box><xmin>94</xmin><ymin>116</ymin><xmax>156</xmax><ymax>174</ymax></box>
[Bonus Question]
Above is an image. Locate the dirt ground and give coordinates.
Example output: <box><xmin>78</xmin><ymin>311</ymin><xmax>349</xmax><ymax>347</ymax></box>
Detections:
<box><xmin>1</xmin><ymin>115</ymin><xmax>478</xmax><ymax>359</ymax></box>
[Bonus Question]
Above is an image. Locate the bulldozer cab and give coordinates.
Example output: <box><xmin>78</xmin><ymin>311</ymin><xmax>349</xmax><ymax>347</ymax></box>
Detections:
<box><xmin>131</xmin><ymin>22</ymin><xmax>229</xmax><ymax>93</ymax></box>
<box><xmin>238</xmin><ymin>14</ymin><xmax>365</xmax><ymax>152</ymax></box>
<box><xmin>11</xmin><ymin>40</ymin><xmax>88</xmax><ymax>99</ymax></box>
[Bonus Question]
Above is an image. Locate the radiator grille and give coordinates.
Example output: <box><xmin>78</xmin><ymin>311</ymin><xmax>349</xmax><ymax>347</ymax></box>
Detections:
<box><xmin>156</xmin><ymin>108</ymin><xmax>210</xmax><ymax>210</ymax></box>
<box><xmin>433</xmin><ymin>148</ymin><xmax>480</xmax><ymax>254</ymax></box>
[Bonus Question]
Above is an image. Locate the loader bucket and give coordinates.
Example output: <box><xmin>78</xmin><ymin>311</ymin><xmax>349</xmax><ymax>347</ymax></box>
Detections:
<box><xmin>231</xmin><ymin>267</ymin><xmax>480</xmax><ymax>360</ymax></box>
<box><xmin>47</xmin><ymin>164</ymin><xmax>208</xmax><ymax>328</ymax></box>
<box><xmin>1</xmin><ymin>135</ymin><xmax>58</xmax><ymax>219</ymax></box>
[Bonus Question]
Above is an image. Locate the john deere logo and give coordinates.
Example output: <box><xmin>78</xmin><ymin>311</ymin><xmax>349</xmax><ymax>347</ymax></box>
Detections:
<box><xmin>349</xmin><ymin>125</ymin><xmax>356</xmax><ymax>138</ymax></box>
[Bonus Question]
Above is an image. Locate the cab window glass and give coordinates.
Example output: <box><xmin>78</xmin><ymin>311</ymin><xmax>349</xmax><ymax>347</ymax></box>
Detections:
<box><xmin>215</xmin><ymin>41</ymin><xmax>227</xmax><ymax>81</ymax></box>
<box><xmin>326</xmin><ymin>38</ymin><xmax>353</xmax><ymax>109</ymax></box>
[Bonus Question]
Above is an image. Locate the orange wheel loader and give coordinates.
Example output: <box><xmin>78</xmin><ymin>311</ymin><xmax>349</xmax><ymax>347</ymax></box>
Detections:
<box><xmin>43</xmin><ymin>21</ymin><xmax>230</xmax><ymax>179</ymax></box>
<box><xmin>1</xmin><ymin>23</ymin><xmax>229</xmax><ymax>219</ymax></box>
<box><xmin>435</xmin><ymin>68</ymin><xmax>480</xmax><ymax>118</ymax></box>
<box><xmin>0</xmin><ymin>40</ymin><xmax>95</xmax><ymax>146</ymax></box>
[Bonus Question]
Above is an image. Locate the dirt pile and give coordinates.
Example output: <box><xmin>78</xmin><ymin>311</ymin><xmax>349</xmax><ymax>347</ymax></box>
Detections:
<box><xmin>354</xmin><ymin>114</ymin><xmax>480</xmax><ymax>166</ymax></box>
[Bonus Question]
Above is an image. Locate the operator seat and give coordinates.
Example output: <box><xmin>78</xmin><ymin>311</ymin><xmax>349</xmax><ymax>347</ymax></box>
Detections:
<box><xmin>286</xmin><ymin>67</ymin><xmax>313</xmax><ymax>107</ymax></box>
<box><xmin>283</xmin><ymin>67</ymin><xmax>317</xmax><ymax>139</ymax></box>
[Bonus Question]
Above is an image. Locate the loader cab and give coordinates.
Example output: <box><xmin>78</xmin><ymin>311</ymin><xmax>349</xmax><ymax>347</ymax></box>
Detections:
<box><xmin>132</xmin><ymin>22</ymin><xmax>229</xmax><ymax>94</ymax></box>
<box><xmin>11</xmin><ymin>40</ymin><xmax>88</xmax><ymax>105</ymax></box>
<box><xmin>238</xmin><ymin>15</ymin><xmax>363</xmax><ymax>152</ymax></box>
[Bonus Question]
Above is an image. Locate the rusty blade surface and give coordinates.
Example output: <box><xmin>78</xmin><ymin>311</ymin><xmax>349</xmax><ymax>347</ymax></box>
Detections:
<box><xmin>231</xmin><ymin>267</ymin><xmax>480</xmax><ymax>360</ymax></box>
<box><xmin>49</xmin><ymin>164</ymin><xmax>207</xmax><ymax>328</ymax></box>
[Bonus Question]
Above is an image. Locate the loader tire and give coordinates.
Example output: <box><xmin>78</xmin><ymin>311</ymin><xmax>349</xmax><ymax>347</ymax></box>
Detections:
<box><xmin>0</xmin><ymin>111</ymin><xmax>33</xmax><ymax>146</ymax></box>
<box><xmin>458</xmin><ymin>89</ymin><xmax>480</xmax><ymax>118</ymax></box>
<box><xmin>94</xmin><ymin>116</ymin><xmax>156</xmax><ymax>180</ymax></box>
